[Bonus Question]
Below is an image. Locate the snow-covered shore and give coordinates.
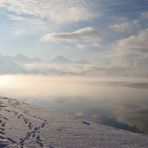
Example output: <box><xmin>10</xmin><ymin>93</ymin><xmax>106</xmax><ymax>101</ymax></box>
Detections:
<box><xmin>0</xmin><ymin>97</ymin><xmax>148</xmax><ymax>148</ymax></box>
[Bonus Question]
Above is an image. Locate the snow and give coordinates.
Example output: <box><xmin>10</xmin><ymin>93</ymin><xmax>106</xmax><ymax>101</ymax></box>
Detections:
<box><xmin>0</xmin><ymin>97</ymin><xmax>148</xmax><ymax>148</ymax></box>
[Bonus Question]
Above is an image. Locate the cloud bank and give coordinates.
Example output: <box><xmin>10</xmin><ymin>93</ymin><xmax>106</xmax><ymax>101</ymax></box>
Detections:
<box><xmin>104</xmin><ymin>28</ymin><xmax>148</xmax><ymax>76</ymax></box>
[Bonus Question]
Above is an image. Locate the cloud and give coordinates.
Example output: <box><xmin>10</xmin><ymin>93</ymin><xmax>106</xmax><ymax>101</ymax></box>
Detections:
<box><xmin>104</xmin><ymin>28</ymin><xmax>148</xmax><ymax>76</ymax></box>
<box><xmin>116</xmin><ymin>28</ymin><xmax>148</xmax><ymax>52</ymax></box>
<box><xmin>41</xmin><ymin>27</ymin><xmax>101</xmax><ymax>48</ymax></box>
<box><xmin>25</xmin><ymin>63</ymin><xmax>94</xmax><ymax>74</ymax></box>
<box><xmin>7</xmin><ymin>15</ymin><xmax>26</xmax><ymax>21</ymax></box>
<box><xmin>42</xmin><ymin>27</ymin><xmax>98</xmax><ymax>41</ymax></box>
<box><xmin>0</xmin><ymin>0</ymin><xmax>100</xmax><ymax>24</ymax></box>
<box><xmin>13</xmin><ymin>29</ymin><xmax>27</xmax><ymax>36</ymax></box>
<box><xmin>142</xmin><ymin>11</ymin><xmax>148</xmax><ymax>19</ymax></box>
<box><xmin>8</xmin><ymin>15</ymin><xmax>54</xmax><ymax>34</ymax></box>
<box><xmin>110</xmin><ymin>20</ymin><xmax>138</xmax><ymax>33</ymax></box>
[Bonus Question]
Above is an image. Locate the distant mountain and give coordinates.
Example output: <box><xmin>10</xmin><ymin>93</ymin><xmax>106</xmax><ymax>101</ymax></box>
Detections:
<box><xmin>0</xmin><ymin>54</ymin><xmax>92</xmax><ymax>75</ymax></box>
<box><xmin>13</xmin><ymin>54</ymin><xmax>42</xmax><ymax>64</ymax></box>
<box><xmin>50</xmin><ymin>56</ymin><xmax>72</xmax><ymax>64</ymax></box>
<box><xmin>76</xmin><ymin>58</ymin><xmax>90</xmax><ymax>64</ymax></box>
<box><xmin>0</xmin><ymin>55</ymin><xmax>27</xmax><ymax>74</ymax></box>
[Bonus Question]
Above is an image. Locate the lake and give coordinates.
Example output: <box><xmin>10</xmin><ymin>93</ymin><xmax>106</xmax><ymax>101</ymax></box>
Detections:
<box><xmin>0</xmin><ymin>74</ymin><xmax>148</xmax><ymax>134</ymax></box>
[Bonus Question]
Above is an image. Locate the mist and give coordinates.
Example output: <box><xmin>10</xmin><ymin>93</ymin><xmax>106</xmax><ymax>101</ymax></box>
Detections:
<box><xmin>0</xmin><ymin>74</ymin><xmax>148</xmax><ymax>133</ymax></box>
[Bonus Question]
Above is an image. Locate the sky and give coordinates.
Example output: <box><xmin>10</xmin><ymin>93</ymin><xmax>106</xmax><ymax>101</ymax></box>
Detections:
<box><xmin>0</xmin><ymin>0</ymin><xmax>148</xmax><ymax>76</ymax></box>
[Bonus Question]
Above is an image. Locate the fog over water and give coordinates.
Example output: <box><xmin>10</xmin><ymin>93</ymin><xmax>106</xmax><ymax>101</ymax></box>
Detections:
<box><xmin>0</xmin><ymin>74</ymin><xmax>148</xmax><ymax>134</ymax></box>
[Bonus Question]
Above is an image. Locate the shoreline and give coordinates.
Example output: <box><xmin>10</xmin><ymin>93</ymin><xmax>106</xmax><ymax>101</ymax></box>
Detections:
<box><xmin>0</xmin><ymin>96</ymin><xmax>148</xmax><ymax>147</ymax></box>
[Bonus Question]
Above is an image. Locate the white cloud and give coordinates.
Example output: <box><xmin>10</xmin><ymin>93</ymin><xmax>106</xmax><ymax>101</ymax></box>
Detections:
<box><xmin>0</xmin><ymin>0</ymin><xmax>100</xmax><ymax>24</ymax></box>
<box><xmin>7</xmin><ymin>15</ymin><xmax>26</xmax><ymax>21</ymax></box>
<box><xmin>9</xmin><ymin>15</ymin><xmax>54</xmax><ymax>34</ymax></box>
<box><xmin>42</xmin><ymin>27</ymin><xmax>98</xmax><ymax>41</ymax></box>
<box><xmin>142</xmin><ymin>11</ymin><xmax>148</xmax><ymax>19</ymax></box>
<box><xmin>110</xmin><ymin>20</ymin><xmax>138</xmax><ymax>33</ymax></box>
<box><xmin>107</xmin><ymin>28</ymin><xmax>148</xmax><ymax>71</ymax></box>
<box><xmin>25</xmin><ymin>63</ymin><xmax>95</xmax><ymax>74</ymax></box>
<box><xmin>13</xmin><ymin>29</ymin><xmax>27</xmax><ymax>36</ymax></box>
<box><xmin>41</xmin><ymin>27</ymin><xmax>101</xmax><ymax>48</ymax></box>
<box><xmin>116</xmin><ymin>28</ymin><xmax>148</xmax><ymax>51</ymax></box>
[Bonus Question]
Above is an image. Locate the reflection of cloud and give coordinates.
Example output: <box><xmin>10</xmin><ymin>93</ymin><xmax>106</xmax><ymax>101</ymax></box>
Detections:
<box><xmin>98</xmin><ymin>115</ymin><xmax>140</xmax><ymax>133</ymax></box>
<box><xmin>103</xmin><ymin>81</ymin><xmax>148</xmax><ymax>89</ymax></box>
<box><xmin>54</xmin><ymin>97</ymin><xmax>69</xmax><ymax>104</ymax></box>
<box><xmin>75</xmin><ymin>112</ymin><xmax>84</xmax><ymax>117</ymax></box>
<box><xmin>125</xmin><ymin>82</ymin><xmax>148</xmax><ymax>89</ymax></box>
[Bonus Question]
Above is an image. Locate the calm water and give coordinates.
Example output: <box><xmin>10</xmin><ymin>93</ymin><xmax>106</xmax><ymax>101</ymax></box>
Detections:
<box><xmin>0</xmin><ymin>75</ymin><xmax>148</xmax><ymax>134</ymax></box>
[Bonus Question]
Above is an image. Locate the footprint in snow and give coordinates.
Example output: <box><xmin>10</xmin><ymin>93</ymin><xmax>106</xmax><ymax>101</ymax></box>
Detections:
<box><xmin>82</xmin><ymin>121</ymin><xmax>90</xmax><ymax>125</ymax></box>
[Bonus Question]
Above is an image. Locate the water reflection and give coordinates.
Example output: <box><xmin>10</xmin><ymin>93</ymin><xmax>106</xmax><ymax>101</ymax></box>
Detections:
<box><xmin>0</xmin><ymin>75</ymin><xmax>148</xmax><ymax>134</ymax></box>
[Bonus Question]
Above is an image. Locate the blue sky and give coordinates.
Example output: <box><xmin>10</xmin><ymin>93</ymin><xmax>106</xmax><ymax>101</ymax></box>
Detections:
<box><xmin>0</xmin><ymin>0</ymin><xmax>148</xmax><ymax>75</ymax></box>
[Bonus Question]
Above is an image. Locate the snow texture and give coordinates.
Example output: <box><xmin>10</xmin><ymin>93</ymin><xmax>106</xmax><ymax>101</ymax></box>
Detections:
<box><xmin>0</xmin><ymin>97</ymin><xmax>148</xmax><ymax>148</ymax></box>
